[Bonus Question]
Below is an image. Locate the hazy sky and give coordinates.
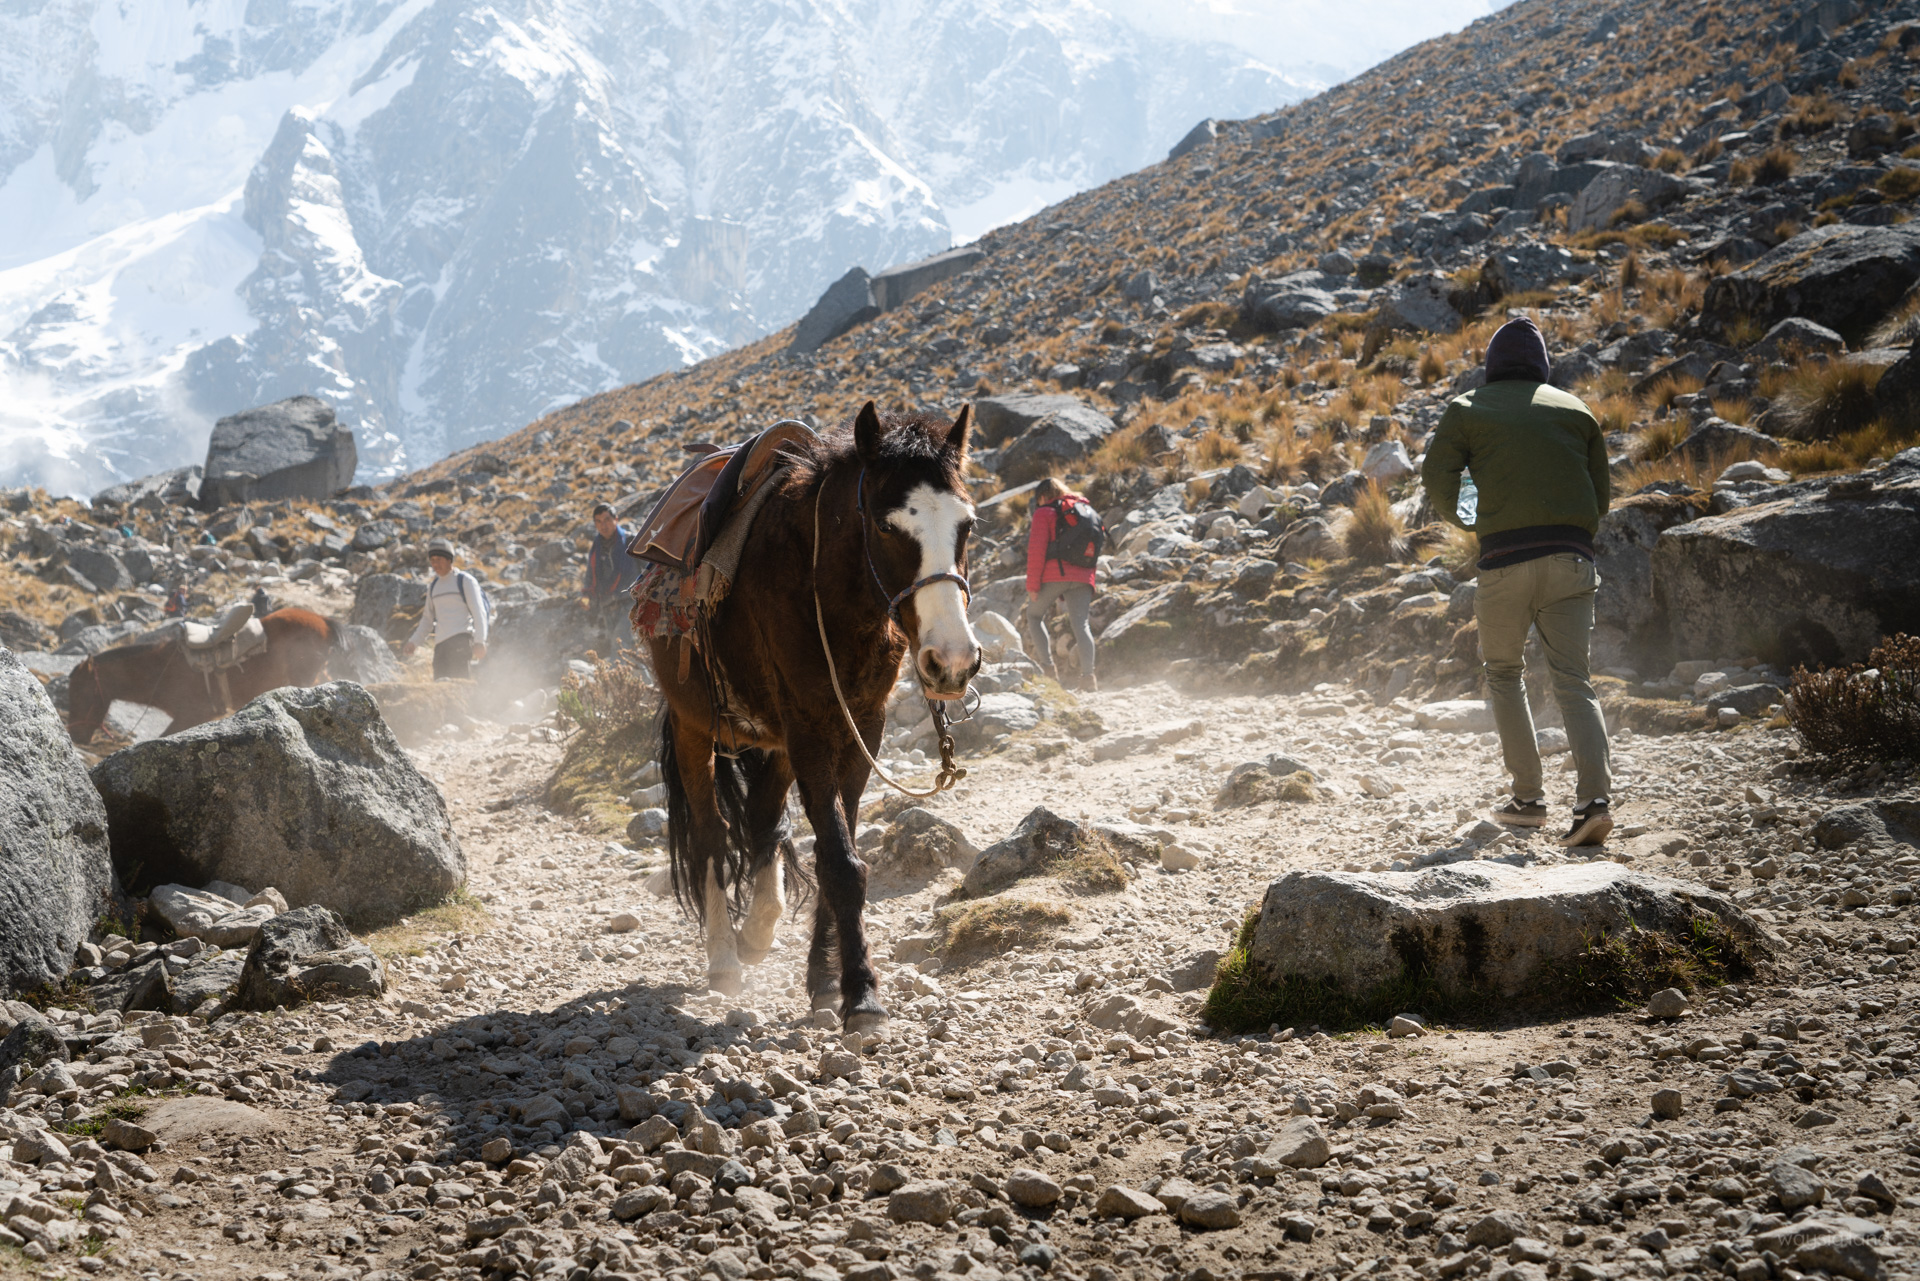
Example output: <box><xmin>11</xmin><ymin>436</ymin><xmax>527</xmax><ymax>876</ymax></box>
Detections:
<box><xmin>1099</xmin><ymin>0</ymin><xmax>1520</xmax><ymax>79</ymax></box>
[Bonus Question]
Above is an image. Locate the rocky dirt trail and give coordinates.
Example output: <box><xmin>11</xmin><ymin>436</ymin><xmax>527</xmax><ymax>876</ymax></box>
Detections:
<box><xmin>9</xmin><ymin>675</ymin><xmax>1918</xmax><ymax>1281</ymax></box>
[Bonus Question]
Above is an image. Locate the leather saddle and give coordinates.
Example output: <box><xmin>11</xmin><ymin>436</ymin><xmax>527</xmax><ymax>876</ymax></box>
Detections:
<box><xmin>176</xmin><ymin>603</ymin><xmax>268</xmax><ymax>673</ymax></box>
<box><xmin>630</xmin><ymin>421</ymin><xmax>815</xmax><ymax>574</ymax></box>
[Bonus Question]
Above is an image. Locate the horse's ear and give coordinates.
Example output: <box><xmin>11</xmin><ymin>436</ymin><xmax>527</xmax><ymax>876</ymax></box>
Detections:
<box><xmin>854</xmin><ymin>401</ymin><xmax>884</xmax><ymax>465</ymax></box>
<box><xmin>945</xmin><ymin>404</ymin><xmax>972</xmax><ymax>458</ymax></box>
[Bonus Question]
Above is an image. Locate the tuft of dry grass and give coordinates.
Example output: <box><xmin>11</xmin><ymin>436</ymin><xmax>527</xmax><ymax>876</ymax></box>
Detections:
<box><xmin>1772</xmin><ymin>359</ymin><xmax>1886</xmax><ymax>441</ymax></box>
<box><xmin>1632</xmin><ymin>417</ymin><xmax>1690</xmax><ymax>463</ymax></box>
<box><xmin>1755</xmin><ymin>146</ymin><xmax>1798</xmax><ymax>183</ymax></box>
<box><xmin>1344</xmin><ymin>483</ymin><xmax>1405</xmax><ymax>564</ymax></box>
<box><xmin>1881</xmin><ymin>166</ymin><xmax>1920</xmax><ymax>201</ymax></box>
<box><xmin>1869</xmin><ymin>290</ymin><xmax>1920</xmax><ymax>349</ymax></box>
<box><xmin>1189</xmin><ymin>428</ymin><xmax>1244</xmax><ymax>468</ymax></box>
<box><xmin>936</xmin><ymin>897</ymin><xmax>1073</xmax><ymax>967</ymax></box>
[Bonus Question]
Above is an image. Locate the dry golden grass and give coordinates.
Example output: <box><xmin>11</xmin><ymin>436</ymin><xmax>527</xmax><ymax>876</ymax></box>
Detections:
<box><xmin>1881</xmin><ymin>166</ymin><xmax>1920</xmax><ymax>200</ymax></box>
<box><xmin>1344</xmin><ymin>483</ymin><xmax>1405</xmax><ymax>564</ymax></box>
<box><xmin>1773</xmin><ymin>359</ymin><xmax>1886</xmax><ymax>440</ymax></box>
<box><xmin>1782</xmin><ymin>92</ymin><xmax>1842</xmax><ymax>136</ymax></box>
<box><xmin>1418</xmin><ymin>348</ymin><xmax>1447</xmax><ymax>384</ymax></box>
<box><xmin>1633</xmin><ymin>417</ymin><xmax>1691</xmax><ymax>462</ymax></box>
<box><xmin>1712</xmin><ymin>397</ymin><xmax>1754</xmax><ymax>425</ymax></box>
<box><xmin>1869</xmin><ymin>290</ymin><xmax>1920</xmax><ymax>349</ymax></box>
<box><xmin>1755</xmin><ymin>146</ymin><xmax>1798</xmax><ymax>184</ymax></box>
<box><xmin>1190</xmin><ymin>428</ymin><xmax>1244</xmax><ymax>468</ymax></box>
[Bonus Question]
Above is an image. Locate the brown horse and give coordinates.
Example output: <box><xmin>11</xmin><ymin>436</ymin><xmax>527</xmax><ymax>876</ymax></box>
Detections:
<box><xmin>67</xmin><ymin>607</ymin><xmax>340</xmax><ymax>743</ymax></box>
<box><xmin>650</xmin><ymin>401</ymin><xmax>980</xmax><ymax>1033</ymax></box>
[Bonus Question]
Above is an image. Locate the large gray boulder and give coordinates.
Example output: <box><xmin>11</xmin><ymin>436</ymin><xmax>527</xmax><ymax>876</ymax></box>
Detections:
<box><xmin>328</xmin><ymin>622</ymin><xmax>402</xmax><ymax>685</ymax></box>
<box><xmin>972</xmin><ymin>393</ymin><xmax>1090</xmax><ymax>447</ymax></box>
<box><xmin>1566</xmin><ymin>163</ymin><xmax>1686</xmax><ymax>234</ymax></box>
<box><xmin>200</xmin><ymin>395</ymin><xmax>357</xmax><ymax>508</ymax></box>
<box><xmin>1701</xmin><ymin>222</ymin><xmax>1920</xmax><ymax>344</ymax></box>
<box><xmin>0</xmin><ymin>647</ymin><xmax>117</xmax><ymax>997</ymax></box>
<box><xmin>234</xmin><ymin>906</ymin><xmax>386</xmax><ymax>1010</ymax></box>
<box><xmin>1590</xmin><ymin>492</ymin><xmax>1704</xmax><ymax>674</ymax></box>
<box><xmin>1482</xmin><ymin>242</ymin><xmax>1599</xmax><ymax>298</ymax></box>
<box><xmin>94</xmin><ymin>465</ymin><xmax>202</xmax><ymax>509</ymax></box>
<box><xmin>349</xmin><ymin>572</ymin><xmax>427</xmax><ymax>639</ymax></box>
<box><xmin>868</xmin><ymin>246</ymin><xmax>985</xmax><ymax>312</ymax></box>
<box><xmin>1652</xmin><ymin>453</ymin><xmax>1920</xmax><ymax>667</ymax></box>
<box><xmin>1242</xmin><ymin>863</ymin><xmax>1774</xmax><ymax>1007</ymax></box>
<box><xmin>787</xmin><ymin>267</ymin><xmax>879</xmax><ymax>355</ymax></box>
<box><xmin>996</xmin><ymin>403</ymin><xmax>1119</xmax><ymax>485</ymax></box>
<box><xmin>90</xmin><ymin>682</ymin><xmax>464</xmax><ymax>928</ymax></box>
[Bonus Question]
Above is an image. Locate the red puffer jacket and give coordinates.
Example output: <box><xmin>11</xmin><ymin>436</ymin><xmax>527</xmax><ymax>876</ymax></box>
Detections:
<box><xmin>1025</xmin><ymin>498</ymin><xmax>1099</xmax><ymax>593</ymax></box>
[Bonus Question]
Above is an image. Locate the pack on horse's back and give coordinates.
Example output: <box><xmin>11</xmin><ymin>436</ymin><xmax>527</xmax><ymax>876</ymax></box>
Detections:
<box><xmin>634</xmin><ymin>401</ymin><xmax>982</xmax><ymax>1033</ymax></box>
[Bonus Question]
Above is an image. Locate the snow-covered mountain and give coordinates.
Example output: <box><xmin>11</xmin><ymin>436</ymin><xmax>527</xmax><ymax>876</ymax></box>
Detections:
<box><xmin>0</xmin><ymin>0</ymin><xmax>1314</xmax><ymax>496</ymax></box>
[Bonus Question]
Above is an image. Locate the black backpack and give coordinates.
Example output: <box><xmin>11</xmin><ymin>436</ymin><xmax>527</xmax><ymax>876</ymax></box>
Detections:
<box><xmin>1043</xmin><ymin>495</ymin><xmax>1105</xmax><ymax>570</ymax></box>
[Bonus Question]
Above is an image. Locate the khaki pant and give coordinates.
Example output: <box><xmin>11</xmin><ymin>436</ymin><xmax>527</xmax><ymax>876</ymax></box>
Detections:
<box><xmin>1473</xmin><ymin>553</ymin><xmax>1612</xmax><ymax>808</ymax></box>
<box><xmin>1026</xmin><ymin>582</ymin><xmax>1096</xmax><ymax>677</ymax></box>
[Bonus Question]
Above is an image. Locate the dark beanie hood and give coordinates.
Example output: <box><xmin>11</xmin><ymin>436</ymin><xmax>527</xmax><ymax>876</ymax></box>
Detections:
<box><xmin>1485</xmin><ymin>316</ymin><xmax>1552</xmax><ymax>384</ymax></box>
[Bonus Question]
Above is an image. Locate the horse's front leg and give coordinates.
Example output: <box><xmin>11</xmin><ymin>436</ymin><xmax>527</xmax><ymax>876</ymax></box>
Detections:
<box><xmin>793</xmin><ymin>743</ymin><xmax>886</xmax><ymax>1035</ymax></box>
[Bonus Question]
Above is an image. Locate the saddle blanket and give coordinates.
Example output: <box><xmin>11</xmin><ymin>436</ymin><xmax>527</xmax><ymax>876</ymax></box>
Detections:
<box><xmin>631</xmin><ymin>562</ymin><xmax>699</xmax><ymax>643</ymax></box>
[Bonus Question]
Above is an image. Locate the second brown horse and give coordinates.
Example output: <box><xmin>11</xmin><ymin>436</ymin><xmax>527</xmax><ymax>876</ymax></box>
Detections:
<box><xmin>67</xmin><ymin>607</ymin><xmax>340</xmax><ymax>743</ymax></box>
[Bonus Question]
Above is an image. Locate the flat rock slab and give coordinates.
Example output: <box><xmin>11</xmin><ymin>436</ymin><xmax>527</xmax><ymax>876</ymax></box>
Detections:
<box><xmin>1242</xmin><ymin>863</ymin><xmax>1776</xmax><ymax>1005</ymax></box>
<box><xmin>141</xmin><ymin>1097</ymin><xmax>276</xmax><ymax>1145</ymax></box>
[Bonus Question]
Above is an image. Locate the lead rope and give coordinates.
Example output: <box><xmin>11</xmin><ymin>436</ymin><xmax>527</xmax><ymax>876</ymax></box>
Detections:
<box><xmin>811</xmin><ymin>479</ymin><xmax>967</xmax><ymax>800</ymax></box>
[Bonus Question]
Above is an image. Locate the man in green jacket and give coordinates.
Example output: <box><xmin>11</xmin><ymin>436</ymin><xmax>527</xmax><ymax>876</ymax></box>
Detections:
<box><xmin>1422</xmin><ymin>317</ymin><xmax>1614</xmax><ymax>847</ymax></box>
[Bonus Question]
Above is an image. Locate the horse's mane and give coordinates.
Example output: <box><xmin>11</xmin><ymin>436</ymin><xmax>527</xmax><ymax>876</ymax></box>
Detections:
<box><xmin>785</xmin><ymin>408</ymin><xmax>966</xmax><ymax>489</ymax></box>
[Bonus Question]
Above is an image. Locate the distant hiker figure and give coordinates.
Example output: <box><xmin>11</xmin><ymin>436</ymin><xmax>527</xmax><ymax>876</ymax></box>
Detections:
<box><xmin>402</xmin><ymin>538</ymin><xmax>489</xmax><ymax>681</ymax></box>
<box><xmin>163</xmin><ymin>579</ymin><xmax>191</xmax><ymax>619</ymax></box>
<box><xmin>584</xmin><ymin>501</ymin><xmax>640</xmax><ymax>656</ymax></box>
<box><xmin>1422</xmin><ymin>316</ymin><xmax>1614</xmax><ymax>847</ymax></box>
<box><xmin>1024</xmin><ymin>477</ymin><xmax>1103</xmax><ymax>690</ymax></box>
<box><xmin>251</xmin><ymin>585</ymin><xmax>273</xmax><ymax>620</ymax></box>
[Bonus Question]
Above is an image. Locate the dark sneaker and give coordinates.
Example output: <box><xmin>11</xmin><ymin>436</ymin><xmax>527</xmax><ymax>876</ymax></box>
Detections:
<box><xmin>1563</xmin><ymin>801</ymin><xmax>1614</xmax><ymax>847</ymax></box>
<box><xmin>1492</xmin><ymin>799</ymin><xmax>1549</xmax><ymax>827</ymax></box>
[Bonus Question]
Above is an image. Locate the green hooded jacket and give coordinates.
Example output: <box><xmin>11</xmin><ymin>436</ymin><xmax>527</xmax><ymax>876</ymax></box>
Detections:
<box><xmin>1421</xmin><ymin>380</ymin><xmax>1610</xmax><ymax>535</ymax></box>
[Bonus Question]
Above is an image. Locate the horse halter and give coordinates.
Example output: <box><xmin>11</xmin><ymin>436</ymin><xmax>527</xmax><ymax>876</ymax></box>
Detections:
<box><xmin>855</xmin><ymin>468</ymin><xmax>972</xmax><ymax>628</ymax></box>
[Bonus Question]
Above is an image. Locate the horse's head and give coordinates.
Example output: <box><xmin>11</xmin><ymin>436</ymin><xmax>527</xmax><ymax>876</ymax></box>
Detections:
<box><xmin>853</xmin><ymin>400</ymin><xmax>983</xmax><ymax>699</ymax></box>
<box><xmin>66</xmin><ymin>657</ymin><xmax>107</xmax><ymax>744</ymax></box>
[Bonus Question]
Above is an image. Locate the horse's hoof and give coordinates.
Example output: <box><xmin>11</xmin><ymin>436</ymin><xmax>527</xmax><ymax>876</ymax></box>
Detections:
<box><xmin>809</xmin><ymin>982</ymin><xmax>842</xmax><ymax>1012</ymax></box>
<box><xmin>737</xmin><ymin>943</ymin><xmax>771</xmax><ymax>966</ymax></box>
<box><xmin>707</xmin><ymin>969</ymin><xmax>744</xmax><ymax>996</ymax></box>
<box><xmin>844</xmin><ymin>998</ymin><xmax>890</xmax><ymax>1037</ymax></box>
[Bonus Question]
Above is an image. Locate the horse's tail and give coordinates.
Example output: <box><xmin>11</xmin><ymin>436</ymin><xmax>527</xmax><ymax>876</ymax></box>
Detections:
<box><xmin>660</xmin><ymin>711</ymin><xmax>802</xmax><ymax>926</ymax></box>
<box><xmin>321</xmin><ymin>615</ymin><xmax>346</xmax><ymax>650</ymax></box>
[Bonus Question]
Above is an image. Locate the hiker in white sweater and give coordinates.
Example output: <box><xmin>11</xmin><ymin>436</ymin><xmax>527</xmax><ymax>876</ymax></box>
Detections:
<box><xmin>402</xmin><ymin>538</ymin><xmax>489</xmax><ymax>680</ymax></box>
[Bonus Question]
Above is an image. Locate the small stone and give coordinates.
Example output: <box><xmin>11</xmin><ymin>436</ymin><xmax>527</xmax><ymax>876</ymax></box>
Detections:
<box><xmin>1178</xmin><ymin>1190</ymin><xmax>1241</xmax><ymax>1229</ymax></box>
<box><xmin>1264</xmin><ymin>1116</ymin><xmax>1331</xmax><ymax>1168</ymax></box>
<box><xmin>1651</xmin><ymin>1088</ymin><xmax>1684</xmax><ymax>1120</ymax></box>
<box><xmin>1646</xmin><ymin>988</ymin><xmax>1690</xmax><ymax>1019</ymax></box>
<box><xmin>1005</xmin><ymin>1168</ymin><xmax>1061</xmax><ymax>1208</ymax></box>
<box><xmin>606</xmin><ymin>912</ymin><xmax>640</xmax><ymax>933</ymax></box>
<box><xmin>1388</xmin><ymin>1014</ymin><xmax>1424</xmax><ymax>1038</ymax></box>
<box><xmin>1770</xmin><ymin>1160</ymin><xmax>1826</xmax><ymax>1211</ymax></box>
<box><xmin>480</xmin><ymin>1137</ymin><xmax>512</xmax><ymax>1164</ymax></box>
<box><xmin>1795</xmin><ymin>1108</ymin><xmax>1838</xmax><ymax>1129</ymax></box>
<box><xmin>887</xmin><ymin>1180</ymin><xmax>954</xmax><ymax>1224</ymax></box>
<box><xmin>1094</xmin><ymin>1185</ymin><xmax>1165</xmax><ymax>1219</ymax></box>
<box><xmin>1466</xmin><ymin>1210</ymin><xmax>1528</xmax><ymax>1248</ymax></box>
<box><xmin>1160</xmin><ymin>844</ymin><xmax>1205</xmax><ymax>872</ymax></box>
<box><xmin>869</xmin><ymin>1164</ymin><xmax>910</xmax><ymax>1194</ymax></box>
<box><xmin>99</xmin><ymin>1116</ymin><xmax>157</xmax><ymax>1152</ymax></box>
<box><xmin>610</xmin><ymin>1186</ymin><xmax>670</xmax><ymax>1220</ymax></box>
<box><xmin>713</xmin><ymin>1160</ymin><xmax>753</xmax><ymax>1193</ymax></box>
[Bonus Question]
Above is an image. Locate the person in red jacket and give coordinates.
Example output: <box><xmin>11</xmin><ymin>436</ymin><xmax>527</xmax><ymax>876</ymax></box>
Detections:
<box><xmin>1024</xmin><ymin>477</ymin><xmax>1100</xmax><ymax>690</ymax></box>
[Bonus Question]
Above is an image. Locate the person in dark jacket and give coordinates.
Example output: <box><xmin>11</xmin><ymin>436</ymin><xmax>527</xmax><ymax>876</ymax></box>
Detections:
<box><xmin>1422</xmin><ymin>317</ymin><xmax>1614</xmax><ymax>847</ymax></box>
<box><xmin>583</xmin><ymin>501</ymin><xmax>640</xmax><ymax>656</ymax></box>
<box><xmin>163</xmin><ymin>579</ymin><xmax>191</xmax><ymax>619</ymax></box>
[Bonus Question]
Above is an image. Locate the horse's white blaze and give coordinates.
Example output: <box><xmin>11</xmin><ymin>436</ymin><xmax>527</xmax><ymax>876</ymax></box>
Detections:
<box><xmin>886</xmin><ymin>484</ymin><xmax>980</xmax><ymax>694</ymax></box>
